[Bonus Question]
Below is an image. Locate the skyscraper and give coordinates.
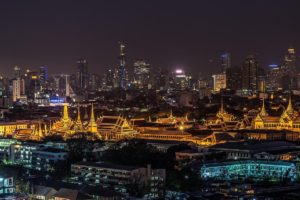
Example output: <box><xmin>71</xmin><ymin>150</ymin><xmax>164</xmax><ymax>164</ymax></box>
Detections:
<box><xmin>13</xmin><ymin>66</ymin><xmax>21</xmax><ymax>79</ymax></box>
<box><xmin>212</xmin><ymin>73</ymin><xmax>226</xmax><ymax>92</ymax></box>
<box><xmin>133</xmin><ymin>59</ymin><xmax>151</xmax><ymax>89</ymax></box>
<box><xmin>221</xmin><ymin>53</ymin><xmax>231</xmax><ymax>73</ymax></box>
<box><xmin>241</xmin><ymin>55</ymin><xmax>258</xmax><ymax>92</ymax></box>
<box><xmin>226</xmin><ymin>66</ymin><xmax>242</xmax><ymax>91</ymax></box>
<box><xmin>39</xmin><ymin>66</ymin><xmax>48</xmax><ymax>88</ymax></box>
<box><xmin>12</xmin><ymin>78</ymin><xmax>26</xmax><ymax>102</ymax></box>
<box><xmin>76</xmin><ymin>59</ymin><xmax>89</xmax><ymax>90</ymax></box>
<box><xmin>282</xmin><ymin>47</ymin><xmax>296</xmax><ymax>75</ymax></box>
<box><xmin>117</xmin><ymin>42</ymin><xmax>127</xmax><ymax>89</ymax></box>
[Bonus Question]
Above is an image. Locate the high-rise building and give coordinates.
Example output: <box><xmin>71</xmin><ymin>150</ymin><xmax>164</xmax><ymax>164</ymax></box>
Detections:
<box><xmin>89</xmin><ymin>74</ymin><xmax>100</xmax><ymax>91</ymax></box>
<box><xmin>133</xmin><ymin>59</ymin><xmax>151</xmax><ymax>89</ymax></box>
<box><xmin>39</xmin><ymin>66</ymin><xmax>48</xmax><ymax>87</ymax></box>
<box><xmin>12</xmin><ymin>78</ymin><xmax>26</xmax><ymax>102</ymax></box>
<box><xmin>282</xmin><ymin>47</ymin><xmax>296</xmax><ymax>75</ymax></box>
<box><xmin>221</xmin><ymin>53</ymin><xmax>231</xmax><ymax>73</ymax></box>
<box><xmin>226</xmin><ymin>66</ymin><xmax>242</xmax><ymax>91</ymax></box>
<box><xmin>0</xmin><ymin>76</ymin><xmax>9</xmax><ymax>97</ymax></box>
<box><xmin>266</xmin><ymin>64</ymin><xmax>281</xmax><ymax>91</ymax></box>
<box><xmin>76</xmin><ymin>59</ymin><xmax>89</xmax><ymax>90</ymax></box>
<box><xmin>103</xmin><ymin>69</ymin><xmax>115</xmax><ymax>90</ymax></box>
<box><xmin>241</xmin><ymin>55</ymin><xmax>258</xmax><ymax>92</ymax></box>
<box><xmin>13</xmin><ymin>66</ymin><xmax>21</xmax><ymax>79</ymax></box>
<box><xmin>117</xmin><ymin>42</ymin><xmax>127</xmax><ymax>89</ymax></box>
<box><xmin>171</xmin><ymin>69</ymin><xmax>191</xmax><ymax>90</ymax></box>
<box><xmin>155</xmin><ymin>69</ymin><xmax>169</xmax><ymax>90</ymax></box>
<box><xmin>280</xmin><ymin>47</ymin><xmax>297</xmax><ymax>90</ymax></box>
<box><xmin>212</xmin><ymin>73</ymin><xmax>226</xmax><ymax>92</ymax></box>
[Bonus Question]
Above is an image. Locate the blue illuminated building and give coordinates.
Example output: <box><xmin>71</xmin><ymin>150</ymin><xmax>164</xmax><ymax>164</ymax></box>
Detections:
<box><xmin>200</xmin><ymin>160</ymin><xmax>296</xmax><ymax>182</ymax></box>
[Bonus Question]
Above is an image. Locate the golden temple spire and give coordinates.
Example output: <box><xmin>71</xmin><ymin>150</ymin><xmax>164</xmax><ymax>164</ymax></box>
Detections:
<box><xmin>220</xmin><ymin>98</ymin><xmax>225</xmax><ymax>114</ymax></box>
<box><xmin>169</xmin><ymin>109</ymin><xmax>173</xmax><ymax>118</ymax></box>
<box><xmin>38</xmin><ymin>121</ymin><xmax>43</xmax><ymax>140</ymax></box>
<box><xmin>74</xmin><ymin>104</ymin><xmax>83</xmax><ymax>131</ymax></box>
<box><xmin>63</xmin><ymin>103</ymin><xmax>69</xmax><ymax>121</ymax></box>
<box><xmin>88</xmin><ymin>104</ymin><xmax>98</xmax><ymax>133</ymax></box>
<box><xmin>259</xmin><ymin>98</ymin><xmax>268</xmax><ymax>116</ymax></box>
<box><xmin>286</xmin><ymin>95</ymin><xmax>293</xmax><ymax>114</ymax></box>
<box><xmin>77</xmin><ymin>104</ymin><xmax>81</xmax><ymax>121</ymax></box>
<box><xmin>185</xmin><ymin>113</ymin><xmax>188</xmax><ymax>121</ymax></box>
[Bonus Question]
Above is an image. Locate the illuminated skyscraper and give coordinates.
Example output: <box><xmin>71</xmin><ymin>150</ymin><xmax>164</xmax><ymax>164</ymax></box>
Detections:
<box><xmin>39</xmin><ymin>66</ymin><xmax>48</xmax><ymax>88</ymax></box>
<box><xmin>241</xmin><ymin>55</ymin><xmax>258</xmax><ymax>92</ymax></box>
<box><xmin>76</xmin><ymin>59</ymin><xmax>89</xmax><ymax>90</ymax></box>
<box><xmin>282</xmin><ymin>47</ymin><xmax>296</xmax><ymax>75</ymax></box>
<box><xmin>212</xmin><ymin>73</ymin><xmax>226</xmax><ymax>92</ymax></box>
<box><xmin>117</xmin><ymin>42</ymin><xmax>127</xmax><ymax>89</ymax></box>
<box><xmin>133</xmin><ymin>59</ymin><xmax>151</xmax><ymax>89</ymax></box>
<box><xmin>171</xmin><ymin>69</ymin><xmax>191</xmax><ymax>90</ymax></box>
<box><xmin>221</xmin><ymin>53</ymin><xmax>231</xmax><ymax>73</ymax></box>
<box><xmin>12</xmin><ymin>78</ymin><xmax>26</xmax><ymax>102</ymax></box>
<box><xmin>13</xmin><ymin>66</ymin><xmax>21</xmax><ymax>79</ymax></box>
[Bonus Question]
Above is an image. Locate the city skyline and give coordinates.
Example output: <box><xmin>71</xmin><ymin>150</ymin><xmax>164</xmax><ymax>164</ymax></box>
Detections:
<box><xmin>0</xmin><ymin>0</ymin><xmax>299</xmax><ymax>77</ymax></box>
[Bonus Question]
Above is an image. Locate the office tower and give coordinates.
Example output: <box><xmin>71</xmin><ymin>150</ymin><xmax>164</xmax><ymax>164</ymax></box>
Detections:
<box><xmin>155</xmin><ymin>69</ymin><xmax>169</xmax><ymax>90</ymax></box>
<box><xmin>0</xmin><ymin>76</ymin><xmax>8</xmax><ymax>97</ymax></box>
<box><xmin>279</xmin><ymin>47</ymin><xmax>297</xmax><ymax>90</ymax></box>
<box><xmin>171</xmin><ymin>69</ymin><xmax>191</xmax><ymax>90</ymax></box>
<box><xmin>26</xmin><ymin>72</ymin><xmax>40</xmax><ymax>99</ymax></box>
<box><xmin>39</xmin><ymin>66</ymin><xmax>48</xmax><ymax>87</ymax></box>
<box><xmin>76</xmin><ymin>59</ymin><xmax>89</xmax><ymax>90</ymax></box>
<box><xmin>267</xmin><ymin>64</ymin><xmax>281</xmax><ymax>91</ymax></box>
<box><xmin>241</xmin><ymin>55</ymin><xmax>258</xmax><ymax>92</ymax></box>
<box><xmin>117</xmin><ymin>42</ymin><xmax>127</xmax><ymax>89</ymax></box>
<box><xmin>282</xmin><ymin>47</ymin><xmax>296</xmax><ymax>75</ymax></box>
<box><xmin>221</xmin><ymin>53</ymin><xmax>231</xmax><ymax>73</ymax></box>
<box><xmin>89</xmin><ymin>73</ymin><xmax>100</xmax><ymax>91</ymax></box>
<box><xmin>12</xmin><ymin>78</ymin><xmax>26</xmax><ymax>102</ymax></box>
<box><xmin>13</xmin><ymin>66</ymin><xmax>21</xmax><ymax>79</ymax></box>
<box><xmin>212</xmin><ymin>73</ymin><xmax>226</xmax><ymax>92</ymax></box>
<box><xmin>133</xmin><ymin>59</ymin><xmax>151</xmax><ymax>89</ymax></box>
<box><xmin>103</xmin><ymin>69</ymin><xmax>115</xmax><ymax>90</ymax></box>
<box><xmin>226</xmin><ymin>66</ymin><xmax>242</xmax><ymax>90</ymax></box>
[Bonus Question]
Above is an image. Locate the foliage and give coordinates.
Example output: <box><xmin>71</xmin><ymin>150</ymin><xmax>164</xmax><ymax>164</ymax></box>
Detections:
<box><xmin>102</xmin><ymin>139</ymin><xmax>168</xmax><ymax>168</ymax></box>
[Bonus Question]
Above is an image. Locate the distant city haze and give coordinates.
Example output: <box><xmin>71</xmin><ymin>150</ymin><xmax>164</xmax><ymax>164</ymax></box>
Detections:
<box><xmin>0</xmin><ymin>0</ymin><xmax>299</xmax><ymax>77</ymax></box>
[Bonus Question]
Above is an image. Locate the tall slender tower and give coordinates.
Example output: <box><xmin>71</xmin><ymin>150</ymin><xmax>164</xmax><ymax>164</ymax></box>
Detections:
<box><xmin>118</xmin><ymin>42</ymin><xmax>127</xmax><ymax>89</ymax></box>
<box><xmin>76</xmin><ymin>59</ymin><xmax>89</xmax><ymax>90</ymax></box>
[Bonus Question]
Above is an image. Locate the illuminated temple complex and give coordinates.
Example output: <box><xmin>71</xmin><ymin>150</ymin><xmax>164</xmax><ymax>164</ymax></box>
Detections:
<box><xmin>253</xmin><ymin>97</ymin><xmax>300</xmax><ymax>131</ymax></box>
<box><xmin>155</xmin><ymin>110</ymin><xmax>189</xmax><ymax>125</ymax></box>
<box><xmin>97</xmin><ymin>115</ymin><xmax>138</xmax><ymax>141</ymax></box>
<box><xmin>51</xmin><ymin>104</ymin><xmax>101</xmax><ymax>139</ymax></box>
<box><xmin>205</xmin><ymin>100</ymin><xmax>244</xmax><ymax>131</ymax></box>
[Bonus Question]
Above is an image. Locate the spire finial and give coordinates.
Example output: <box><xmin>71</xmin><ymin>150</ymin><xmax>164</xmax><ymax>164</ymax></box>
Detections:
<box><xmin>90</xmin><ymin>104</ymin><xmax>95</xmax><ymax>121</ymax></box>
<box><xmin>286</xmin><ymin>94</ymin><xmax>293</xmax><ymax>113</ymax></box>
<box><xmin>63</xmin><ymin>103</ymin><xmax>69</xmax><ymax>121</ymax></box>
<box><xmin>77</xmin><ymin>104</ymin><xmax>81</xmax><ymax>121</ymax></box>
<box><xmin>260</xmin><ymin>97</ymin><xmax>268</xmax><ymax>116</ymax></box>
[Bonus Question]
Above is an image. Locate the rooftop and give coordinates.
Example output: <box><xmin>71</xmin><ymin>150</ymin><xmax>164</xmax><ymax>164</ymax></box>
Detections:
<box><xmin>73</xmin><ymin>161</ymin><xmax>141</xmax><ymax>171</ymax></box>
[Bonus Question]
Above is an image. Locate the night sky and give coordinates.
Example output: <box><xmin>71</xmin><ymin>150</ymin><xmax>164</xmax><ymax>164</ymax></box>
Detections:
<box><xmin>0</xmin><ymin>0</ymin><xmax>299</xmax><ymax>77</ymax></box>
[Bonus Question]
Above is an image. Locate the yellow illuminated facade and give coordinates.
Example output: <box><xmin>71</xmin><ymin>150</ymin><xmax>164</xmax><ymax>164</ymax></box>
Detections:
<box><xmin>51</xmin><ymin>104</ymin><xmax>102</xmax><ymax>139</ymax></box>
<box><xmin>253</xmin><ymin>97</ymin><xmax>300</xmax><ymax>131</ymax></box>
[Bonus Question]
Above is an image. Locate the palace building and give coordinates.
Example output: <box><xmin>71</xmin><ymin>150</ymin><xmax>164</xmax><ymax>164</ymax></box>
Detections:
<box><xmin>155</xmin><ymin>110</ymin><xmax>188</xmax><ymax>125</ymax></box>
<box><xmin>97</xmin><ymin>115</ymin><xmax>138</xmax><ymax>141</ymax></box>
<box><xmin>253</xmin><ymin>97</ymin><xmax>300</xmax><ymax>132</ymax></box>
<box><xmin>205</xmin><ymin>100</ymin><xmax>244</xmax><ymax>131</ymax></box>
